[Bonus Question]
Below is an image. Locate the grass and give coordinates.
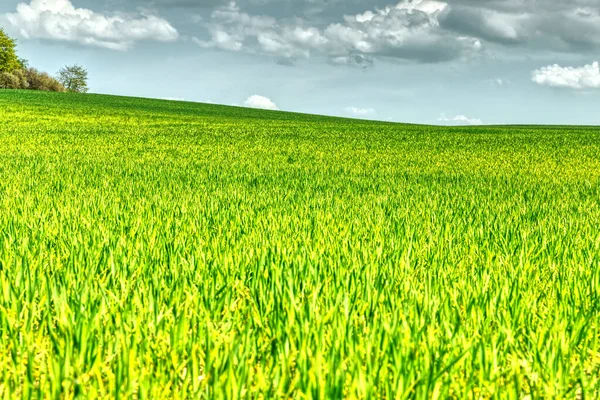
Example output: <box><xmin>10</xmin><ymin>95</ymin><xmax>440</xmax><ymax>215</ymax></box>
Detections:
<box><xmin>0</xmin><ymin>89</ymin><xmax>599</xmax><ymax>398</ymax></box>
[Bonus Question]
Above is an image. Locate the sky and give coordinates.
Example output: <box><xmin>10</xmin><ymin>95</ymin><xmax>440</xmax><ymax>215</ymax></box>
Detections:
<box><xmin>1</xmin><ymin>0</ymin><xmax>600</xmax><ymax>125</ymax></box>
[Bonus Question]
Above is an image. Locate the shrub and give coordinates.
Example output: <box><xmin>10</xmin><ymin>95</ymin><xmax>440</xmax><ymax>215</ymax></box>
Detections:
<box><xmin>0</xmin><ymin>72</ymin><xmax>21</xmax><ymax>89</ymax></box>
<box><xmin>24</xmin><ymin>68</ymin><xmax>65</xmax><ymax>92</ymax></box>
<box><xmin>0</xmin><ymin>69</ymin><xmax>28</xmax><ymax>89</ymax></box>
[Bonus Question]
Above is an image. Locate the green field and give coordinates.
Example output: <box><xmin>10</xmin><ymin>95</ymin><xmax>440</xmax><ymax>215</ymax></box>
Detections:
<box><xmin>1</xmin><ymin>90</ymin><xmax>599</xmax><ymax>398</ymax></box>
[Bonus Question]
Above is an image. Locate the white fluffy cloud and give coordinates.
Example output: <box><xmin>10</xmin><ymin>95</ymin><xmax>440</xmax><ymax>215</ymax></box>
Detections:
<box><xmin>244</xmin><ymin>95</ymin><xmax>279</xmax><ymax>110</ymax></box>
<box><xmin>4</xmin><ymin>0</ymin><xmax>179</xmax><ymax>50</ymax></box>
<box><xmin>438</xmin><ymin>113</ymin><xmax>483</xmax><ymax>125</ymax></box>
<box><xmin>194</xmin><ymin>0</ymin><xmax>482</xmax><ymax>64</ymax></box>
<box><xmin>532</xmin><ymin>62</ymin><xmax>600</xmax><ymax>90</ymax></box>
<box><xmin>345</xmin><ymin>107</ymin><xmax>376</xmax><ymax>117</ymax></box>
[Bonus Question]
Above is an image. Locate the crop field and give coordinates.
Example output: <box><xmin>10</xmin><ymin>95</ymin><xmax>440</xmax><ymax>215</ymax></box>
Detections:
<box><xmin>0</xmin><ymin>89</ymin><xmax>599</xmax><ymax>398</ymax></box>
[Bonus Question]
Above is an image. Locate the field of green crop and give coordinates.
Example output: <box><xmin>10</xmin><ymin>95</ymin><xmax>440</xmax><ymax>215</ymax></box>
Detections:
<box><xmin>0</xmin><ymin>89</ymin><xmax>599</xmax><ymax>398</ymax></box>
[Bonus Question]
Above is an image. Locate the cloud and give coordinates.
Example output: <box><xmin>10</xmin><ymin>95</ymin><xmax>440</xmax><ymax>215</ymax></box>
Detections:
<box><xmin>438</xmin><ymin>113</ymin><xmax>483</xmax><ymax>125</ymax></box>
<box><xmin>244</xmin><ymin>95</ymin><xmax>279</xmax><ymax>110</ymax></box>
<box><xmin>162</xmin><ymin>97</ymin><xmax>185</xmax><ymax>101</ymax></box>
<box><xmin>4</xmin><ymin>0</ymin><xmax>179</xmax><ymax>50</ymax></box>
<box><xmin>345</xmin><ymin>107</ymin><xmax>376</xmax><ymax>117</ymax></box>
<box><xmin>328</xmin><ymin>53</ymin><xmax>374</xmax><ymax>69</ymax></box>
<box><xmin>532</xmin><ymin>62</ymin><xmax>600</xmax><ymax>90</ymax></box>
<box><xmin>10</xmin><ymin>0</ymin><xmax>600</xmax><ymax>66</ymax></box>
<box><xmin>193</xmin><ymin>1</ymin><xmax>483</xmax><ymax>65</ymax></box>
<box><xmin>440</xmin><ymin>6</ymin><xmax>528</xmax><ymax>45</ymax></box>
<box><xmin>189</xmin><ymin>0</ymin><xmax>600</xmax><ymax>65</ymax></box>
<box><xmin>193</xmin><ymin>3</ymin><xmax>322</xmax><ymax>61</ymax></box>
<box><xmin>485</xmin><ymin>77</ymin><xmax>509</xmax><ymax>87</ymax></box>
<box><xmin>443</xmin><ymin>1</ymin><xmax>600</xmax><ymax>52</ymax></box>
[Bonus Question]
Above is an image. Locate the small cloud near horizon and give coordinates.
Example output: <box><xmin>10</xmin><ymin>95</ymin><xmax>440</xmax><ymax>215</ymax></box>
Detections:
<box><xmin>345</xmin><ymin>107</ymin><xmax>376</xmax><ymax>117</ymax></box>
<box><xmin>438</xmin><ymin>113</ymin><xmax>483</xmax><ymax>126</ymax></box>
<box><xmin>244</xmin><ymin>95</ymin><xmax>279</xmax><ymax>110</ymax></box>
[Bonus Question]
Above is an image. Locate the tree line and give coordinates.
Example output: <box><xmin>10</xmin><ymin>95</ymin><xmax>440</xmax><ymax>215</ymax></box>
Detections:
<box><xmin>0</xmin><ymin>28</ymin><xmax>88</xmax><ymax>93</ymax></box>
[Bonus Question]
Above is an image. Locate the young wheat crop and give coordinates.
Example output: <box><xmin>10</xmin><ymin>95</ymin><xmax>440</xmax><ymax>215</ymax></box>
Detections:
<box><xmin>0</xmin><ymin>90</ymin><xmax>599</xmax><ymax>398</ymax></box>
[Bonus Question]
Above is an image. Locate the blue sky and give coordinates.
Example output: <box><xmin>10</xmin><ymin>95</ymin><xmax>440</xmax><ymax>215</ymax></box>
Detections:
<box><xmin>2</xmin><ymin>0</ymin><xmax>600</xmax><ymax>125</ymax></box>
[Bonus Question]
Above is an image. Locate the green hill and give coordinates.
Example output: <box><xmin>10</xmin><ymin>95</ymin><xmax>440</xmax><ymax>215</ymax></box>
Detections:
<box><xmin>1</xmin><ymin>90</ymin><xmax>600</xmax><ymax>398</ymax></box>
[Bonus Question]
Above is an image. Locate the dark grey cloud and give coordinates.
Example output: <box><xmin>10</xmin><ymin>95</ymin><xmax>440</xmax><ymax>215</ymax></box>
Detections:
<box><xmin>192</xmin><ymin>1</ymin><xmax>482</xmax><ymax>65</ymax></box>
<box><xmin>4</xmin><ymin>0</ymin><xmax>600</xmax><ymax>66</ymax></box>
<box><xmin>184</xmin><ymin>0</ymin><xmax>600</xmax><ymax>66</ymax></box>
<box><xmin>134</xmin><ymin>0</ymin><xmax>393</xmax><ymax>23</ymax></box>
<box><xmin>152</xmin><ymin>0</ymin><xmax>226</xmax><ymax>8</ymax></box>
<box><xmin>441</xmin><ymin>0</ymin><xmax>600</xmax><ymax>52</ymax></box>
<box><xmin>440</xmin><ymin>6</ymin><xmax>526</xmax><ymax>46</ymax></box>
<box><xmin>328</xmin><ymin>53</ymin><xmax>374</xmax><ymax>69</ymax></box>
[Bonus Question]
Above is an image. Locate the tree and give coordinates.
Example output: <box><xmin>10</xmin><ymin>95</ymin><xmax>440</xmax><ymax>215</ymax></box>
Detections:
<box><xmin>57</xmin><ymin>64</ymin><xmax>89</xmax><ymax>93</ymax></box>
<box><xmin>18</xmin><ymin>57</ymin><xmax>29</xmax><ymax>69</ymax></box>
<box><xmin>0</xmin><ymin>28</ymin><xmax>21</xmax><ymax>73</ymax></box>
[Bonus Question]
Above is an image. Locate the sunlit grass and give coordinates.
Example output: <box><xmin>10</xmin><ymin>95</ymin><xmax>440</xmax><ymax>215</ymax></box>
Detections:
<box><xmin>0</xmin><ymin>90</ymin><xmax>599</xmax><ymax>398</ymax></box>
